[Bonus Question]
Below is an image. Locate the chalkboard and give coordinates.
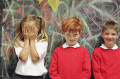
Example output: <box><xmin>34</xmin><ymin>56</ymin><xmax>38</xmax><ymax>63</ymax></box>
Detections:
<box><xmin>0</xmin><ymin>0</ymin><xmax>120</xmax><ymax>79</ymax></box>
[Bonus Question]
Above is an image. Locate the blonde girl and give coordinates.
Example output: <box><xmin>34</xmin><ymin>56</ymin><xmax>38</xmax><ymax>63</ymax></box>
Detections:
<box><xmin>13</xmin><ymin>15</ymin><xmax>48</xmax><ymax>79</ymax></box>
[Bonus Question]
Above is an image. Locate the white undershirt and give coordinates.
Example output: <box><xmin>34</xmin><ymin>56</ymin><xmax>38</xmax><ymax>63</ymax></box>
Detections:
<box><xmin>100</xmin><ymin>44</ymin><xmax>118</xmax><ymax>49</ymax></box>
<box><xmin>14</xmin><ymin>39</ymin><xmax>48</xmax><ymax>76</ymax></box>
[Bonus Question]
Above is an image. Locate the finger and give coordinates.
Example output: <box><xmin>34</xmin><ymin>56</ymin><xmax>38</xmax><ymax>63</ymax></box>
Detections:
<box><xmin>34</xmin><ymin>28</ymin><xmax>38</xmax><ymax>35</ymax></box>
<box><xmin>23</xmin><ymin>27</ymin><xmax>25</xmax><ymax>34</ymax></box>
<box><xmin>22</xmin><ymin>27</ymin><xmax>24</xmax><ymax>33</ymax></box>
<box><xmin>36</xmin><ymin>28</ymin><xmax>38</xmax><ymax>35</ymax></box>
<box><xmin>27</xmin><ymin>28</ymin><xmax>29</xmax><ymax>34</ymax></box>
<box><xmin>31</xmin><ymin>27</ymin><xmax>34</xmax><ymax>33</ymax></box>
<box><xmin>23</xmin><ymin>26</ymin><xmax>25</xmax><ymax>32</ymax></box>
<box><xmin>25</xmin><ymin>27</ymin><xmax>27</xmax><ymax>34</ymax></box>
<box><xmin>28</xmin><ymin>27</ymin><xmax>31</xmax><ymax>35</ymax></box>
<box><xmin>33</xmin><ymin>27</ymin><xmax>34</xmax><ymax>33</ymax></box>
<box><xmin>26</xmin><ymin>27</ymin><xmax>28</xmax><ymax>34</ymax></box>
<box><xmin>34</xmin><ymin>27</ymin><xmax>37</xmax><ymax>33</ymax></box>
<box><xmin>30</xmin><ymin>27</ymin><xmax>33</xmax><ymax>34</ymax></box>
<box><xmin>34</xmin><ymin>28</ymin><xmax>37</xmax><ymax>35</ymax></box>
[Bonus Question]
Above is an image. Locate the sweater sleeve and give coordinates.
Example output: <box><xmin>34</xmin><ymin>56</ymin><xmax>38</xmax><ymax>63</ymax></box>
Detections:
<box><xmin>78</xmin><ymin>48</ymin><xmax>91</xmax><ymax>79</ymax></box>
<box><xmin>49</xmin><ymin>48</ymin><xmax>61</xmax><ymax>79</ymax></box>
<box><xmin>92</xmin><ymin>49</ymin><xmax>104</xmax><ymax>79</ymax></box>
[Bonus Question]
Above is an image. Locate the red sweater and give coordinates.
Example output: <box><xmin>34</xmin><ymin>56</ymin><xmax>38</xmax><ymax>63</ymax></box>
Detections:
<box><xmin>49</xmin><ymin>46</ymin><xmax>91</xmax><ymax>79</ymax></box>
<box><xmin>92</xmin><ymin>47</ymin><xmax>120</xmax><ymax>79</ymax></box>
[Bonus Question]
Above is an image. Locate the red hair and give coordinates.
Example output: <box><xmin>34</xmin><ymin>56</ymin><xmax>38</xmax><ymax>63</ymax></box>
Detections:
<box><xmin>62</xmin><ymin>17</ymin><xmax>83</xmax><ymax>33</ymax></box>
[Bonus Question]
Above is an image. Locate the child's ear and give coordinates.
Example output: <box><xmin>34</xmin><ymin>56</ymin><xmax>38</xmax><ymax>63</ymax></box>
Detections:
<box><xmin>62</xmin><ymin>31</ymin><xmax>65</xmax><ymax>34</ymax></box>
<box><xmin>80</xmin><ymin>31</ymin><xmax>82</xmax><ymax>35</ymax></box>
<box><xmin>117</xmin><ymin>33</ymin><xmax>119</xmax><ymax>38</ymax></box>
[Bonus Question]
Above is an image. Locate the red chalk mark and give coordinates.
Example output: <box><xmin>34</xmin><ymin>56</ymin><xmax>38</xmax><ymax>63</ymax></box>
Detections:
<box><xmin>17</xmin><ymin>8</ymin><xmax>22</xmax><ymax>14</ymax></box>
<box><xmin>42</xmin><ymin>4</ymin><xmax>56</xmax><ymax>22</ymax></box>
<box><xmin>36</xmin><ymin>0</ymin><xmax>47</xmax><ymax>9</ymax></box>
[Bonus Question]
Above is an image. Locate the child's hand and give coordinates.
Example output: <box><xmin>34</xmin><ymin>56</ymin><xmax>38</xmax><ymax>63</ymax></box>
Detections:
<box><xmin>29</xmin><ymin>27</ymin><xmax>38</xmax><ymax>40</ymax></box>
<box><xmin>22</xmin><ymin>26</ymin><xmax>29</xmax><ymax>40</ymax></box>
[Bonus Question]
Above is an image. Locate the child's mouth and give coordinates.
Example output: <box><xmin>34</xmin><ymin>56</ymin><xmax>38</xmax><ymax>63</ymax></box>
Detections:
<box><xmin>107</xmin><ymin>39</ymin><xmax>112</xmax><ymax>41</ymax></box>
<box><xmin>70</xmin><ymin>40</ymin><xmax>74</xmax><ymax>42</ymax></box>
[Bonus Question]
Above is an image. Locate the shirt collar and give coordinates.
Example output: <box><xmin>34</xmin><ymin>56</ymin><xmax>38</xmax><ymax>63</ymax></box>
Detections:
<box><xmin>62</xmin><ymin>42</ymin><xmax>80</xmax><ymax>49</ymax></box>
<box><xmin>100</xmin><ymin>44</ymin><xmax>118</xmax><ymax>49</ymax></box>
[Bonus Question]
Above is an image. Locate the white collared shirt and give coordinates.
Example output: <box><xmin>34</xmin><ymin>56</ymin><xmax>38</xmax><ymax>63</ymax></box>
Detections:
<box><xmin>14</xmin><ymin>39</ymin><xmax>48</xmax><ymax>76</ymax></box>
<box><xmin>100</xmin><ymin>44</ymin><xmax>118</xmax><ymax>49</ymax></box>
<box><xmin>62</xmin><ymin>42</ymin><xmax>80</xmax><ymax>49</ymax></box>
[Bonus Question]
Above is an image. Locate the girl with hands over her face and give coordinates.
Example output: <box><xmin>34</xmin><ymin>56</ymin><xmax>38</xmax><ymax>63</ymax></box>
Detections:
<box><xmin>13</xmin><ymin>15</ymin><xmax>48</xmax><ymax>79</ymax></box>
<box><xmin>22</xmin><ymin>26</ymin><xmax>38</xmax><ymax>40</ymax></box>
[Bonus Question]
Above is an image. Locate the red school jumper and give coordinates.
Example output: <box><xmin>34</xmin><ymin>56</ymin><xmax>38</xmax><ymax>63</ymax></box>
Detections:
<box><xmin>92</xmin><ymin>47</ymin><xmax>120</xmax><ymax>79</ymax></box>
<box><xmin>49</xmin><ymin>46</ymin><xmax>91</xmax><ymax>79</ymax></box>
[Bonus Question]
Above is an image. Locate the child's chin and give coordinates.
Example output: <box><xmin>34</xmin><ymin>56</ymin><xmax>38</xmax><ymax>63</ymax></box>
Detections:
<box><xmin>69</xmin><ymin>43</ymin><xmax>76</xmax><ymax>46</ymax></box>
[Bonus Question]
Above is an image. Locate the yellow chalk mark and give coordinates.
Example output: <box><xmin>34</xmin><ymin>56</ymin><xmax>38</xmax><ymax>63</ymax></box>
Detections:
<box><xmin>48</xmin><ymin>0</ymin><xmax>60</xmax><ymax>12</ymax></box>
<box><xmin>37</xmin><ymin>0</ymin><xmax>44</xmax><ymax>4</ymax></box>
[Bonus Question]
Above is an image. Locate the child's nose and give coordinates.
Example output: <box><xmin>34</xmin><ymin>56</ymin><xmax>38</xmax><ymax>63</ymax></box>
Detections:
<box><xmin>108</xmin><ymin>35</ymin><xmax>112</xmax><ymax>38</ymax></box>
<box><xmin>70</xmin><ymin>36</ymin><xmax>74</xmax><ymax>40</ymax></box>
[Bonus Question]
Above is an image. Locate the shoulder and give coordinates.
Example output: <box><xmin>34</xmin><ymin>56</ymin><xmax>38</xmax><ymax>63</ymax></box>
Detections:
<box><xmin>117</xmin><ymin>47</ymin><xmax>120</xmax><ymax>49</ymax></box>
<box><xmin>39</xmin><ymin>39</ymin><xmax>48</xmax><ymax>43</ymax></box>
<box><xmin>14</xmin><ymin>41</ymin><xmax>24</xmax><ymax>48</ymax></box>
<box><xmin>76</xmin><ymin>46</ymin><xmax>89</xmax><ymax>55</ymax></box>
<box><xmin>79</xmin><ymin>46</ymin><xmax>87</xmax><ymax>49</ymax></box>
<box><xmin>116</xmin><ymin>47</ymin><xmax>120</xmax><ymax>51</ymax></box>
<box><xmin>78</xmin><ymin>46</ymin><xmax>88</xmax><ymax>52</ymax></box>
<box><xmin>51</xmin><ymin>46</ymin><xmax>63</xmax><ymax>56</ymax></box>
<box><xmin>54</xmin><ymin>46</ymin><xmax>63</xmax><ymax>52</ymax></box>
<box><xmin>35</xmin><ymin>39</ymin><xmax>48</xmax><ymax>50</ymax></box>
<box><xmin>92</xmin><ymin>47</ymin><xmax>102</xmax><ymax>56</ymax></box>
<box><xmin>37</xmin><ymin>39</ymin><xmax>48</xmax><ymax>45</ymax></box>
<box><xmin>52</xmin><ymin>46</ymin><xmax>64</xmax><ymax>54</ymax></box>
<box><xmin>93</xmin><ymin>47</ymin><xmax>101</xmax><ymax>52</ymax></box>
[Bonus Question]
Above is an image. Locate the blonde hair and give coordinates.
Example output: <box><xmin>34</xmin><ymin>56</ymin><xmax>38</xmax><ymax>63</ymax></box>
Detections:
<box><xmin>62</xmin><ymin>17</ymin><xmax>83</xmax><ymax>33</ymax></box>
<box><xmin>102</xmin><ymin>20</ymin><xmax>119</xmax><ymax>33</ymax></box>
<box><xmin>13</xmin><ymin>15</ymin><xmax>48</xmax><ymax>48</ymax></box>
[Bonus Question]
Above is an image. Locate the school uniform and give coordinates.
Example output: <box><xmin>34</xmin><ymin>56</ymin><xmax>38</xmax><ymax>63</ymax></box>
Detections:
<box><xmin>49</xmin><ymin>43</ymin><xmax>91</xmax><ymax>79</ymax></box>
<box><xmin>92</xmin><ymin>44</ymin><xmax>120</xmax><ymax>79</ymax></box>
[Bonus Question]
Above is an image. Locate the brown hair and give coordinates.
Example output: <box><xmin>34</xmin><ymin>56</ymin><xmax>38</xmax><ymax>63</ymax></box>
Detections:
<box><xmin>13</xmin><ymin>15</ymin><xmax>48</xmax><ymax>48</ymax></box>
<box><xmin>62</xmin><ymin>17</ymin><xmax>83</xmax><ymax>33</ymax></box>
<box><xmin>102</xmin><ymin>20</ymin><xmax>119</xmax><ymax>33</ymax></box>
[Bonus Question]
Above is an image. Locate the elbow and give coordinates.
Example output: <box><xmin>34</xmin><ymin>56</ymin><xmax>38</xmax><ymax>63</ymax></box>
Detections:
<box><xmin>19</xmin><ymin>57</ymin><xmax>28</xmax><ymax>62</ymax></box>
<box><xmin>32</xmin><ymin>57</ymin><xmax>39</xmax><ymax>63</ymax></box>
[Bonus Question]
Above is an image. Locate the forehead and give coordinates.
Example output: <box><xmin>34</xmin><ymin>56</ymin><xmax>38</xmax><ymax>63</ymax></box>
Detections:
<box><xmin>103</xmin><ymin>28</ymin><xmax>117</xmax><ymax>33</ymax></box>
<box><xmin>65</xmin><ymin>31</ymin><xmax>80</xmax><ymax>34</ymax></box>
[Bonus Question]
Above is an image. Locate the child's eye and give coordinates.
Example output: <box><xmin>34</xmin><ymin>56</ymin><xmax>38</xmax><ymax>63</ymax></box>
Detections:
<box><xmin>105</xmin><ymin>33</ymin><xmax>109</xmax><ymax>35</ymax></box>
<box><xmin>112</xmin><ymin>34</ymin><xmax>116</xmax><ymax>35</ymax></box>
<box><xmin>67</xmin><ymin>34</ymin><xmax>70</xmax><ymax>36</ymax></box>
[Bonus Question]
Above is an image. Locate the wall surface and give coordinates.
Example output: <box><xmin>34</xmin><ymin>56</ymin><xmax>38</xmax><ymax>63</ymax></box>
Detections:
<box><xmin>0</xmin><ymin>0</ymin><xmax>120</xmax><ymax>79</ymax></box>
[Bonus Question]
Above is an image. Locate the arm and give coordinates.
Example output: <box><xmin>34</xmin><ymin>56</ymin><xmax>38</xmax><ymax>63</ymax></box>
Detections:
<box><xmin>19</xmin><ymin>27</ymin><xmax>29</xmax><ymax>62</ymax></box>
<box><xmin>78</xmin><ymin>49</ymin><xmax>91</xmax><ymax>79</ymax></box>
<box><xmin>49</xmin><ymin>49</ymin><xmax>61</xmax><ymax>79</ymax></box>
<box><xmin>30</xmin><ymin>40</ymin><xmax>39</xmax><ymax>63</ymax></box>
<box><xmin>29</xmin><ymin>27</ymin><xmax>39</xmax><ymax>63</ymax></box>
<box><xmin>19</xmin><ymin>39</ymin><xmax>29</xmax><ymax>62</ymax></box>
<box><xmin>92</xmin><ymin>50</ymin><xmax>104</xmax><ymax>79</ymax></box>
